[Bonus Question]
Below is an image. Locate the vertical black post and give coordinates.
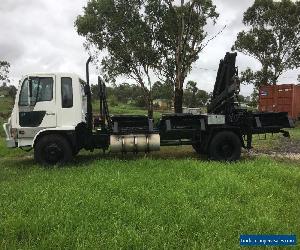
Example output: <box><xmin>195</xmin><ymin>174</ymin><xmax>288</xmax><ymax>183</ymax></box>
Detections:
<box><xmin>86</xmin><ymin>56</ymin><xmax>93</xmax><ymax>132</ymax></box>
<box><xmin>246</xmin><ymin>133</ymin><xmax>253</xmax><ymax>149</ymax></box>
<box><xmin>98</xmin><ymin>76</ymin><xmax>106</xmax><ymax>129</ymax></box>
<box><xmin>98</xmin><ymin>76</ymin><xmax>103</xmax><ymax>117</ymax></box>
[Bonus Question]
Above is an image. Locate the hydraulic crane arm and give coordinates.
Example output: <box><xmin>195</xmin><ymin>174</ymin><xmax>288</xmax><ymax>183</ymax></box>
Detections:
<box><xmin>207</xmin><ymin>52</ymin><xmax>240</xmax><ymax>114</ymax></box>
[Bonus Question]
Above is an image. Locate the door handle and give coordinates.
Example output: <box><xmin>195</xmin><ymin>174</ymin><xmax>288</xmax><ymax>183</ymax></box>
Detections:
<box><xmin>46</xmin><ymin>112</ymin><xmax>55</xmax><ymax>116</ymax></box>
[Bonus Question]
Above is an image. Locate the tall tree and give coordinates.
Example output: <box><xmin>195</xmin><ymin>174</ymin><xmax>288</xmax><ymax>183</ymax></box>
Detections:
<box><xmin>76</xmin><ymin>0</ymin><xmax>159</xmax><ymax>118</ymax></box>
<box><xmin>76</xmin><ymin>0</ymin><xmax>218</xmax><ymax>115</ymax></box>
<box><xmin>0</xmin><ymin>61</ymin><xmax>10</xmax><ymax>87</ymax></box>
<box><xmin>146</xmin><ymin>0</ymin><xmax>218</xmax><ymax>112</ymax></box>
<box><xmin>232</xmin><ymin>0</ymin><xmax>300</xmax><ymax>87</ymax></box>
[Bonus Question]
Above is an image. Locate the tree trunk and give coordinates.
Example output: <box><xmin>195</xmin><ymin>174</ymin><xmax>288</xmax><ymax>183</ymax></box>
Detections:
<box><xmin>142</xmin><ymin>88</ymin><xmax>153</xmax><ymax>119</ymax></box>
<box><xmin>174</xmin><ymin>87</ymin><xmax>183</xmax><ymax>113</ymax></box>
<box><xmin>147</xmin><ymin>95</ymin><xmax>153</xmax><ymax>119</ymax></box>
<box><xmin>145</xmin><ymin>72</ymin><xmax>154</xmax><ymax>119</ymax></box>
<box><xmin>173</xmin><ymin>0</ymin><xmax>185</xmax><ymax>114</ymax></box>
<box><xmin>136</xmin><ymin>73</ymin><xmax>153</xmax><ymax>119</ymax></box>
<box><xmin>174</xmin><ymin>65</ymin><xmax>185</xmax><ymax>113</ymax></box>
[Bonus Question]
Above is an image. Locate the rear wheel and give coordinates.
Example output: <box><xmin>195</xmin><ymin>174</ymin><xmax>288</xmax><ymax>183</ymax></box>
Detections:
<box><xmin>34</xmin><ymin>134</ymin><xmax>73</xmax><ymax>165</ymax></box>
<box><xmin>208</xmin><ymin>131</ymin><xmax>241</xmax><ymax>161</ymax></box>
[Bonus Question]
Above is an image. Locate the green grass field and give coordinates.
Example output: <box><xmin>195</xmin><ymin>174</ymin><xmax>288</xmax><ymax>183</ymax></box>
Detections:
<box><xmin>1</xmin><ymin>97</ymin><xmax>300</xmax><ymax>249</ymax></box>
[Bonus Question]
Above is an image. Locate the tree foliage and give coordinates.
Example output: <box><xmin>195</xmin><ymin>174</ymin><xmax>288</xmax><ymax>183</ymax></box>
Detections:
<box><xmin>249</xmin><ymin>88</ymin><xmax>259</xmax><ymax>108</ymax></box>
<box><xmin>8</xmin><ymin>86</ymin><xmax>17</xmax><ymax>99</ymax></box>
<box><xmin>76</xmin><ymin>0</ymin><xmax>218</xmax><ymax>115</ymax></box>
<box><xmin>232</xmin><ymin>0</ymin><xmax>300</xmax><ymax>87</ymax></box>
<box><xmin>91</xmin><ymin>82</ymin><xmax>147</xmax><ymax>107</ymax></box>
<box><xmin>239</xmin><ymin>67</ymin><xmax>274</xmax><ymax>88</ymax></box>
<box><xmin>76</xmin><ymin>0</ymin><xmax>159</xmax><ymax>117</ymax></box>
<box><xmin>0</xmin><ymin>60</ymin><xmax>17</xmax><ymax>99</ymax></box>
<box><xmin>152</xmin><ymin>80</ymin><xmax>173</xmax><ymax>101</ymax></box>
<box><xmin>146</xmin><ymin>0</ymin><xmax>218</xmax><ymax>112</ymax></box>
<box><xmin>183</xmin><ymin>81</ymin><xmax>208</xmax><ymax>108</ymax></box>
<box><xmin>0</xmin><ymin>61</ymin><xmax>10</xmax><ymax>87</ymax></box>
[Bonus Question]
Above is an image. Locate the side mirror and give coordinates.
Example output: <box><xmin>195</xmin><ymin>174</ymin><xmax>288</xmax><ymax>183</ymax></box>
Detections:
<box><xmin>29</xmin><ymin>79</ymin><xmax>33</xmax><ymax>98</ymax></box>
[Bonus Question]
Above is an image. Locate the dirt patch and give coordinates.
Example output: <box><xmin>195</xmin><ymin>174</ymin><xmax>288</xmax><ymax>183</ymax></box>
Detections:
<box><xmin>273</xmin><ymin>137</ymin><xmax>300</xmax><ymax>154</ymax></box>
<box><xmin>253</xmin><ymin>137</ymin><xmax>300</xmax><ymax>154</ymax></box>
<box><xmin>245</xmin><ymin>150</ymin><xmax>300</xmax><ymax>161</ymax></box>
<box><xmin>247</xmin><ymin>137</ymin><xmax>300</xmax><ymax>160</ymax></box>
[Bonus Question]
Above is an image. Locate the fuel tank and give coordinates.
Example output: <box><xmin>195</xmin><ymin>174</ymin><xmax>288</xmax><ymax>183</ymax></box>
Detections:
<box><xmin>110</xmin><ymin>134</ymin><xmax>160</xmax><ymax>153</ymax></box>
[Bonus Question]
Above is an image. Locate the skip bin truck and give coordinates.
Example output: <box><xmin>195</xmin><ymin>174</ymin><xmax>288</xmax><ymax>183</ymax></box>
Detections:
<box><xmin>3</xmin><ymin>53</ymin><xmax>294</xmax><ymax>165</ymax></box>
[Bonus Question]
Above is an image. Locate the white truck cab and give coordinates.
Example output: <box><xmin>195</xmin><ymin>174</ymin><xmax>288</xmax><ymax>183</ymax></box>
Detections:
<box><xmin>3</xmin><ymin>73</ymin><xmax>87</xmax><ymax>152</ymax></box>
<box><xmin>3</xmin><ymin>59</ymin><xmax>112</xmax><ymax>165</ymax></box>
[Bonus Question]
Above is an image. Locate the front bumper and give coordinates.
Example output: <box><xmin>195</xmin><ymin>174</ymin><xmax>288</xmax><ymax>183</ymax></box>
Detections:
<box><xmin>3</xmin><ymin>123</ymin><xmax>16</xmax><ymax>148</ymax></box>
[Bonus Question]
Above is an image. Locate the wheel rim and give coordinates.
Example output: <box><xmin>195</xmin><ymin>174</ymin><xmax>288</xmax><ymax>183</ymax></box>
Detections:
<box><xmin>44</xmin><ymin>143</ymin><xmax>63</xmax><ymax>164</ymax></box>
<box><xmin>217</xmin><ymin>141</ymin><xmax>234</xmax><ymax>160</ymax></box>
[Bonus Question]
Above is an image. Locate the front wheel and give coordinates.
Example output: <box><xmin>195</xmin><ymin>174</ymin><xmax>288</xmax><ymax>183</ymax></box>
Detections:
<box><xmin>208</xmin><ymin>131</ymin><xmax>241</xmax><ymax>161</ymax></box>
<box><xmin>34</xmin><ymin>134</ymin><xmax>73</xmax><ymax>165</ymax></box>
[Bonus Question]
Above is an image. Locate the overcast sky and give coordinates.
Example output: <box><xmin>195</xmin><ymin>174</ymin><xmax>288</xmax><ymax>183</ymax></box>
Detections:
<box><xmin>0</xmin><ymin>0</ymin><xmax>299</xmax><ymax>97</ymax></box>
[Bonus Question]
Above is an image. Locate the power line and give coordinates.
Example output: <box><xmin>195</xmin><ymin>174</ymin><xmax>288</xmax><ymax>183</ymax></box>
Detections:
<box><xmin>195</xmin><ymin>67</ymin><xmax>218</xmax><ymax>72</ymax></box>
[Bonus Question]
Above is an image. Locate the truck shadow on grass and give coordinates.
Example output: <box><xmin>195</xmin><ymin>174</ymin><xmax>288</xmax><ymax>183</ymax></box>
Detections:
<box><xmin>2</xmin><ymin>147</ymin><xmax>208</xmax><ymax>170</ymax></box>
<box><xmin>74</xmin><ymin>146</ymin><xmax>207</xmax><ymax>163</ymax></box>
<box><xmin>3</xmin><ymin>146</ymin><xmax>298</xmax><ymax>171</ymax></box>
<box><xmin>69</xmin><ymin>149</ymin><xmax>255</xmax><ymax>167</ymax></box>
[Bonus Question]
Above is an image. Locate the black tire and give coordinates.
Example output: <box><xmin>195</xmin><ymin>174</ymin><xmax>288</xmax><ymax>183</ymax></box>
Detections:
<box><xmin>208</xmin><ymin>131</ymin><xmax>241</xmax><ymax>161</ymax></box>
<box><xmin>34</xmin><ymin>134</ymin><xmax>73</xmax><ymax>165</ymax></box>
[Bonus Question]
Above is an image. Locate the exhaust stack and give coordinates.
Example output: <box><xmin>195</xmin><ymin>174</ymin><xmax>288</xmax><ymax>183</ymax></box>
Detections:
<box><xmin>85</xmin><ymin>56</ymin><xmax>93</xmax><ymax>131</ymax></box>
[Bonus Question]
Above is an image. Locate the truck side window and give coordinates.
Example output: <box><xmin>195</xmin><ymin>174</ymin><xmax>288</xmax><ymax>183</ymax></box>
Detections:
<box><xmin>19</xmin><ymin>79</ymin><xmax>29</xmax><ymax>106</ymax></box>
<box><xmin>61</xmin><ymin>77</ymin><xmax>73</xmax><ymax>108</ymax></box>
<box><xmin>36</xmin><ymin>78</ymin><xmax>53</xmax><ymax>102</ymax></box>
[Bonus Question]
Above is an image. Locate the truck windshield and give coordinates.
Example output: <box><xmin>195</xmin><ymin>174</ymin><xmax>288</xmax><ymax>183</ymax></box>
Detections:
<box><xmin>19</xmin><ymin>79</ymin><xmax>29</xmax><ymax>106</ymax></box>
<box><xmin>19</xmin><ymin>77</ymin><xmax>53</xmax><ymax>106</ymax></box>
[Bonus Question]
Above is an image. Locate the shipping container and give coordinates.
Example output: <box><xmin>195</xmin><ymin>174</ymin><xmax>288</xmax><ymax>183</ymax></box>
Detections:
<box><xmin>259</xmin><ymin>84</ymin><xmax>300</xmax><ymax>120</ymax></box>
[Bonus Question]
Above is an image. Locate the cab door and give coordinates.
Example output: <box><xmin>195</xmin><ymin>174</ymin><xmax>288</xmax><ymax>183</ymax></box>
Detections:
<box><xmin>18</xmin><ymin>75</ymin><xmax>57</xmax><ymax>130</ymax></box>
